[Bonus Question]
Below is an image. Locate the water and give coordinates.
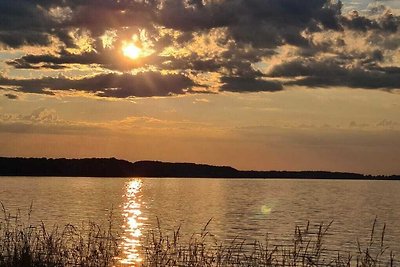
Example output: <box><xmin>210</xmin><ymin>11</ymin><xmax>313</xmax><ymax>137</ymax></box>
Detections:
<box><xmin>1</xmin><ymin>177</ymin><xmax>399</xmax><ymax>265</ymax></box>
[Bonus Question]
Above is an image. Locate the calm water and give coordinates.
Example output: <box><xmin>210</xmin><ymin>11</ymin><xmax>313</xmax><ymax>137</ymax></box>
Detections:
<box><xmin>1</xmin><ymin>177</ymin><xmax>399</xmax><ymax>264</ymax></box>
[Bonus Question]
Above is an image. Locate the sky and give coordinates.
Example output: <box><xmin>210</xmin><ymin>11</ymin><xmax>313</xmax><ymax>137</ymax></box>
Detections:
<box><xmin>0</xmin><ymin>0</ymin><xmax>399</xmax><ymax>175</ymax></box>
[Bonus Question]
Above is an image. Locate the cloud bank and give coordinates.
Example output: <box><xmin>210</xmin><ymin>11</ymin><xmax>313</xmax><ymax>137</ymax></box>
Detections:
<box><xmin>0</xmin><ymin>0</ymin><xmax>399</xmax><ymax>98</ymax></box>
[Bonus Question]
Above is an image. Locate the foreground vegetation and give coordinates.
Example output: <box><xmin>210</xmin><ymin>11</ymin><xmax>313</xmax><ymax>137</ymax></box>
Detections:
<box><xmin>0</xmin><ymin>203</ymin><xmax>118</xmax><ymax>267</ymax></box>
<box><xmin>0</xmin><ymin>205</ymin><xmax>396</xmax><ymax>266</ymax></box>
<box><xmin>141</xmin><ymin>219</ymin><xmax>395</xmax><ymax>267</ymax></box>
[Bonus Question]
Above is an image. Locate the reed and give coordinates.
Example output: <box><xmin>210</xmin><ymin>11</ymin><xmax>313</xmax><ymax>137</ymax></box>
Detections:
<box><xmin>0</xmin><ymin>203</ymin><xmax>119</xmax><ymax>267</ymax></box>
<box><xmin>140</xmin><ymin>218</ymin><xmax>395</xmax><ymax>267</ymax></box>
<box><xmin>0</xmin><ymin>204</ymin><xmax>395</xmax><ymax>267</ymax></box>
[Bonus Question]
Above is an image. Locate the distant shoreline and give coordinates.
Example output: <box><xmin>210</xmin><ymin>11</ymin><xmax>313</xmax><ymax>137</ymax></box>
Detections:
<box><xmin>0</xmin><ymin>157</ymin><xmax>399</xmax><ymax>180</ymax></box>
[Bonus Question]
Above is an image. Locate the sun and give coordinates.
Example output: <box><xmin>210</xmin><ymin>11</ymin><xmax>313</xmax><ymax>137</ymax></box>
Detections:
<box><xmin>122</xmin><ymin>43</ymin><xmax>141</xmax><ymax>60</ymax></box>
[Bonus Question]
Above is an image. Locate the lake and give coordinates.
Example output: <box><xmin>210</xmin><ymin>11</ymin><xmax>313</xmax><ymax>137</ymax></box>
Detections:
<box><xmin>0</xmin><ymin>177</ymin><xmax>399</xmax><ymax>265</ymax></box>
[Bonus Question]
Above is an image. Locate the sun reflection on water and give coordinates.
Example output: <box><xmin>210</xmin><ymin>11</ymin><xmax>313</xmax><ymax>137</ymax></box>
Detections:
<box><xmin>119</xmin><ymin>179</ymin><xmax>146</xmax><ymax>265</ymax></box>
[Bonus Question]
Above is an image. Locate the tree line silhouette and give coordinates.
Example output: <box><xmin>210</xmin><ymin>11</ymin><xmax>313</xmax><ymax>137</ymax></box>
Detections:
<box><xmin>0</xmin><ymin>157</ymin><xmax>398</xmax><ymax>180</ymax></box>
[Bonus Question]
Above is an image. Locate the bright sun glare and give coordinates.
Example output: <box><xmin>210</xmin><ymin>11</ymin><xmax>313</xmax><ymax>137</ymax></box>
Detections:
<box><xmin>122</xmin><ymin>43</ymin><xmax>141</xmax><ymax>59</ymax></box>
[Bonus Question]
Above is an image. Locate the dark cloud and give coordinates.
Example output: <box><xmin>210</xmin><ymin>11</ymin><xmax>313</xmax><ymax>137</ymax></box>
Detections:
<box><xmin>341</xmin><ymin>9</ymin><xmax>400</xmax><ymax>32</ymax></box>
<box><xmin>156</xmin><ymin>0</ymin><xmax>235</xmax><ymax>31</ymax></box>
<box><xmin>1</xmin><ymin>0</ymin><xmax>398</xmax><ymax>49</ymax></box>
<box><xmin>0</xmin><ymin>72</ymin><xmax>195</xmax><ymax>98</ymax></box>
<box><xmin>269</xmin><ymin>59</ymin><xmax>338</xmax><ymax>78</ymax></box>
<box><xmin>162</xmin><ymin>47</ymin><xmax>269</xmax><ymax>77</ymax></box>
<box><xmin>0</xmin><ymin>1</ymin><xmax>55</xmax><ymax>47</ymax></box>
<box><xmin>156</xmin><ymin>0</ymin><xmax>344</xmax><ymax>49</ymax></box>
<box><xmin>64</xmin><ymin>1</ymin><xmax>156</xmax><ymax>36</ymax></box>
<box><xmin>0</xmin><ymin>0</ymin><xmax>156</xmax><ymax>48</ymax></box>
<box><xmin>0</xmin><ymin>0</ymin><xmax>350</xmax><ymax>49</ymax></box>
<box><xmin>371</xmin><ymin>66</ymin><xmax>400</xmax><ymax>74</ymax></box>
<box><xmin>220</xmin><ymin>77</ymin><xmax>283</xmax><ymax>92</ymax></box>
<box><xmin>1</xmin><ymin>0</ymin><xmax>400</xmax><ymax>94</ymax></box>
<box><xmin>341</xmin><ymin>12</ymin><xmax>378</xmax><ymax>32</ymax></box>
<box><xmin>162</xmin><ymin>55</ymin><xmax>223</xmax><ymax>73</ymax></box>
<box><xmin>0</xmin><ymin>32</ymin><xmax>52</xmax><ymax>48</ymax></box>
<box><xmin>291</xmin><ymin>69</ymin><xmax>400</xmax><ymax>89</ymax></box>
<box><xmin>7</xmin><ymin>49</ymin><xmax>163</xmax><ymax>71</ymax></box>
<box><xmin>269</xmin><ymin>58</ymin><xmax>400</xmax><ymax>89</ymax></box>
<box><xmin>9</xmin><ymin>38</ymin><xmax>274</xmax><ymax>76</ymax></box>
<box><xmin>4</xmin><ymin>93</ymin><xmax>18</xmax><ymax>100</ymax></box>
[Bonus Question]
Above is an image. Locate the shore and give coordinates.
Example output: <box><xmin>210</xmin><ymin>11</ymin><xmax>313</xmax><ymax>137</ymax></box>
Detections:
<box><xmin>1</xmin><ymin>157</ymin><xmax>399</xmax><ymax>180</ymax></box>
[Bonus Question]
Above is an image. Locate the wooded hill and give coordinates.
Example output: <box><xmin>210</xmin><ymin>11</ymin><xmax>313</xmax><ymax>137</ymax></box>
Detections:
<box><xmin>0</xmin><ymin>157</ymin><xmax>398</xmax><ymax>180</ymax></box>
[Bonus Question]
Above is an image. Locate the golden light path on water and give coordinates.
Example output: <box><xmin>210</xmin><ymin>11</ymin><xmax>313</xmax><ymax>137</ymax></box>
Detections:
<box><xmin>119</xmin><ymin>179</ymin><xmax>146</xmax><ymax>266</ymax></box>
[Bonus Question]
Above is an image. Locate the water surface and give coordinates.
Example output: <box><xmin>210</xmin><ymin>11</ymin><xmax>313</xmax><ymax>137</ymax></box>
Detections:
<box><xmin>1</xmin><ymin>177</ymin><xmax>399</xmax><ymax>264</ymax></box>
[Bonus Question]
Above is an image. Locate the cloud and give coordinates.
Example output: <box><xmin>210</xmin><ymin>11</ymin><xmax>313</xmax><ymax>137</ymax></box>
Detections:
<box><xmin>0</xmin><ymin>0</ymin><xmax>156</xmax><ymax>48</ymax></box>
<box><xmin>193</xmin><ymin>98</ymin><xmax>210</xmax><ymax>104</ymax></box>
<box><xmin>220</xmin><ymin>77</ymin><xmax>283</xmax><ymax>92</ymax></box>
<box><xmin>268</xmin><ymin>58</ymin><xmax>400</xmax><ymax>89</ymax></box>
<box><xmin>7</xmin><ymin>49</ymin><xmax>163</xmax><ymax>71</ymax></box>
<box><xmin>377</xmin><ymin>119</ymin><xmax>400</xmax><ymax>128</ymax></box>
<box><xmin>1</xmin><ymin>0</ymin><xmax>400</xmax><ymax>96</ymax></box>
<box><xmin>23</xmin><ymin>107</ymin><xmax>59</xmax><ymax>123</ymax></box>
<box><xmin>0</xmin><ymin>108</ymin><xmax>105</xmax><ymax>135</ymax></box>
<box><xmin>0</xmin><ymin>72</ymin><xmax>195</xmax><ymax>98</ymax></box>
<box><xmin>341</xmin><ymin>9</ymin><xmax>399</xmax><ymax>32</ymax></box>
<box><xmin>0</xmin><ymin>1</ymin><xmax>55</xmax><ymax>48</ymax></box>
<box><xmin>4</xmin><ymin>93</ymin><xmax>18</xmax><ymax>100</ymax></box>
<box><xmin>157</xmin><ymin>0</ymin><xmax>343</xmax><ymax>47</ymax></box>
<box><xmin>0</xmin><ymin>109</ymin><xmax>224</xmax><ymax>138</ymax></box>
<box><xmin>0</xmin><ymin>0</ymin><xmax>348</xmax><ymax>52</ymax></box>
